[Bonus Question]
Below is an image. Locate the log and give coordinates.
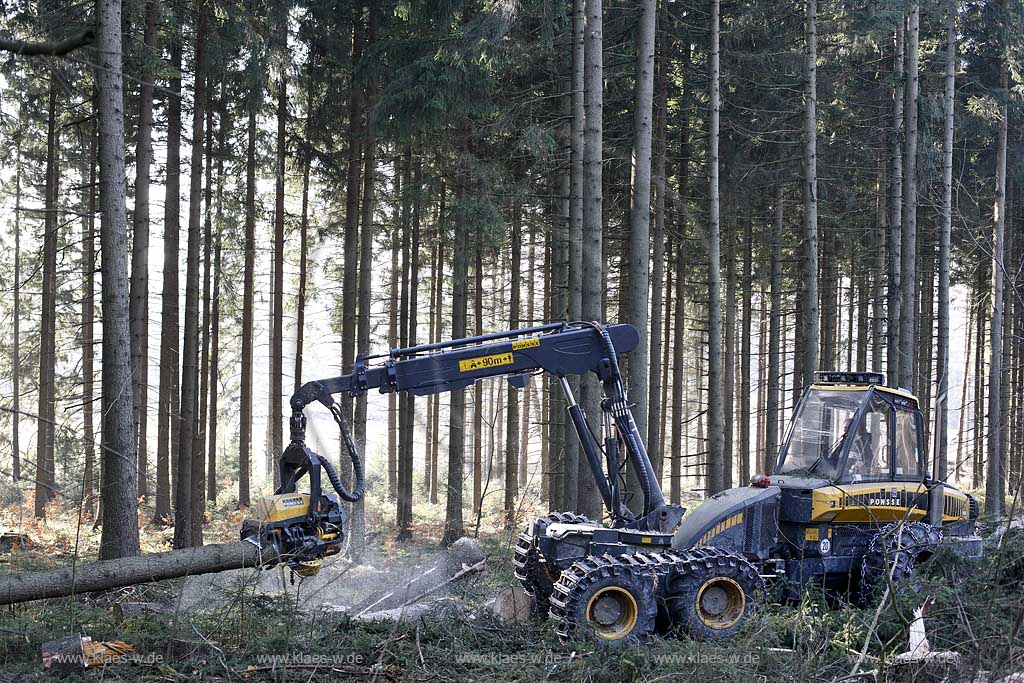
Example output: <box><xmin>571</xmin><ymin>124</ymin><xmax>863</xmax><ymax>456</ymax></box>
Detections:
<box><xmin>0</xmin><ymin>540</ymin><xmax>274</xmax><ymax>606</ymax></box>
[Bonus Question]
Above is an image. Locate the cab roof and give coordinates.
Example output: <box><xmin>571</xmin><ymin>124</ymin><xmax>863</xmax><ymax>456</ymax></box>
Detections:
<box><xmin>809</xmin><ymin>371</ymin><xmax>919</xmax><ymax>408</ymax></box>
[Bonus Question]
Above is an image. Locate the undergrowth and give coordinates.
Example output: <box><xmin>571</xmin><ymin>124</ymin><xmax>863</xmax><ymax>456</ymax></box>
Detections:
<box><xmin>0</xmin><ymin>526</ymin><xmax>1021</xmax><ymax>682</ymax></box>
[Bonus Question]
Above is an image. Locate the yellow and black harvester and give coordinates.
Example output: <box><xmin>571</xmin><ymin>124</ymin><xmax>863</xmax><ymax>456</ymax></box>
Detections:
<box><xmin>241</xmin><ymin>323</ymin><xmax>982</xmax><ymax>645</ymax></box>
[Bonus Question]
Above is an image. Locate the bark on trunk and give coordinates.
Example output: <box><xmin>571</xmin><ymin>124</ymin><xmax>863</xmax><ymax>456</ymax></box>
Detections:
<box><xmin>156</xmin><ymin>28</ymin><xmax>182</xmax><ymax>521</ymax></box>
<box><xmin>96</xmin><ymin>0</ymin><xmax>141</xmax><ymax>558</ymax></box>
<box><xmin>706</xmin><ymin>0</ymin><xmax>724</xmax><ymax>495</ymax></box>
<box><xmin>239</xmin><ymin>105</ymin><xmax>256</xmax><ymax>508</ymax></box>
<box><xmin>724</xmin><ymin>214</ymin><xmax>736</xmax><ymax>490</ymax></box>
<box><xmin>647</xmin><ymin>45</ymin><xmax>666</xmax><ymax>475</ymax></box>
<box><xmin>766</xmin><ymin>189</ymin><xmax>783</xmax><ymax>472</ymax></box>
<box><xmin>933</xmin><ymin>1</ymin><xmax>955</xmax><ymax>481</ymax></box>
<box><xmin>12</xmin><ymin>122</ymin><xmax>22</xmax><ymax>483</ymax></box>
<box><xmin>295</xmin><ymin>146</ymin><xmax>311</xmax><ymax>395</ymax></box>
<box><xmin>626</xmin><ymin>0</ymin><xmax>657</xmax><ymax>446</ymax></box>
<box><xmin>130</xmin><ymin>0</ymin><xmax>158</xmax><ymax>499</ymax></box>
<box><xmin>442</xmin><ymin>150</ymin><xmax>469</xmax><ymax>545</ymax></box>
<box><xmin>898</xmin><ymin>7</ymin><xmax>920</xmax><ymax>392</ymax></box>
<box><xmin>985</xmin><ymin>57</ymin><xmax>1008</xmax><ymax>514</ymax></box>
<box><xmin>270</xmin><ymin>69</ymin><xmax>287</xmax><ymax>491</ymax></box>
<box><xmin>35</xmin><ymin>79</ymin><xmax>59</xmax><ymax>518</ymax></box>
<box><xmin>578</xmin><ymin>0</ymin><xmax>604</xmax><ymax>518</ymax></box>
<box><xmin>173</xmin><ymin>5</ymin><xmax>208</xmax><ymax>549</ymax></box>
<box><xmin>504</xmin><ymin>201</ymin><xmax>522</xmax><ymax>525</ymax></box>
<box><xmin>739</xmin><ymin>218</ymin><xmax>752</xmax><ymax>484</ymax></box>
<box><xmin>0</xmin><ymin>542</ymin><xmax>275</xmax><ymax>606</ymax></box>
<box><xmin>887</xmin><ymin>25</ymin><xmax>905</xmax><ymax>387</ymax></box>
<box><xmin>352</xmin><ymin>53</ymin><xmax>376</xmax><ymax>554</ymax></box>
<box><xmin>561</xmin><ymin>0</ymin><xmax>586</xmax><ymax>514</ymax></box>
<box><xmin>800</xmin><ymin>0</ymin><xmax>819</xmax><ymax>388</ymax></box>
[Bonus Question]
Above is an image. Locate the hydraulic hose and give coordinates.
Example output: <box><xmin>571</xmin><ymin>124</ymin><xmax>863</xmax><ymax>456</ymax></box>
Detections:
<box><xmin>325</xmin><ymin>404</ymin><xmax>366</xmax><ymax>502</ymax></box>
<box><xmin>573</xmin><ymin>321</ymin><xmax>663</xmax><ymax>516</ymax></box>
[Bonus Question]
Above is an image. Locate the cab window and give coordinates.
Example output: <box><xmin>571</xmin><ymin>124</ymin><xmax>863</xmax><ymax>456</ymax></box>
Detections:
<box><xmin>776</xmin><ymin>389</ymin><xmax>864</xmax><ymax>480</ymax></box>
<box><xmin>894</xmin><ymin>410</ymin><xmax>921</xmax><ymax>479</ymax></box>
<box><xmin>845</xmin><ymin>395</ymin><xmax>890</xmax><ymax>482</ymax></box>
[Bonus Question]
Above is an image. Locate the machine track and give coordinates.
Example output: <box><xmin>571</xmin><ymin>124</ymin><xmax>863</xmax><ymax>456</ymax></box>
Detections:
<box><xmin>549</xmin><ymin>547</ymin><xmax>764</xmax><ymax>642</ymax></box>
<box><xmin>512</xmin><ymin>512</ymin><xmax>594</xmax><ymax>614</ymax></box>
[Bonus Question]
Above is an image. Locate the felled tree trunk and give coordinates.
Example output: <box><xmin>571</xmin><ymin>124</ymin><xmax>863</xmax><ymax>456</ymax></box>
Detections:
<box><xmin>0</xmin><ymin>541</ymin><xmax>273</xmax><ymax>606</ymax></box>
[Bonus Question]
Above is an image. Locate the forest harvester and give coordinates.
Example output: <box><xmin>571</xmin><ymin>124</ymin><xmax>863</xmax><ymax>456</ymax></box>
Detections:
<box><xmin>241</xmin><ymin>321</ymin><xmax>983</xmax><ymax>644</ymax></box>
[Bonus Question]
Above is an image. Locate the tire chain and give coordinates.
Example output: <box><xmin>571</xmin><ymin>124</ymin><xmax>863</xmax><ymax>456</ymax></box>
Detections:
<box><xmin>549</xmin><ymin>546</ymin><xmax>763</xmax><ymax>640</ymax></box>
<box><xmin>859</xmin><ymin>520</ymin><xmax>942</xmax><ymax>603</ymax></box>
<box><xmin>512</xmin><ymin>512</ymin><xmax>594</xmax><ymax>609</ymax></box>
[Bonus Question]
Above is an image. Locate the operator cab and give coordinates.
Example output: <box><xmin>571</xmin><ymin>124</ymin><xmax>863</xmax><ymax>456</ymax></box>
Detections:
<box><xmin>774</xmin><ymin>372</ymin><xmax>924</xmax><ymax>484</ymax></box>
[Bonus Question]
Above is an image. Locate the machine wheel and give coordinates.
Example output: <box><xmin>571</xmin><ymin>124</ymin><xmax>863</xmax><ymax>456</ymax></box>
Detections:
<box><xmin>665</xmin><ymin>547</ymin><xmax>763</xmax><ymax>641</ymax></box>
<box><xmin>549</xmin><ymin>555</ymin><xmax>658</xmax><ymax>645</ymax></box>
<box><xmin>512</xmin><ymin>512</ymin><xmax>594</xmax><ymax>616</ymax></box>
<box><xmin>859</xmin><ymin>521</ymin><xmax>942</xmax><ymax>603</ymax></box>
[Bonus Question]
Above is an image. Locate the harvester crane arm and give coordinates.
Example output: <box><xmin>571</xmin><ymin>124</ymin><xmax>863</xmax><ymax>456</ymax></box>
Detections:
<box><xmin>287</xmin><ymin>322</ymin><xmax>674</xmax><ymax>529</ymax></box>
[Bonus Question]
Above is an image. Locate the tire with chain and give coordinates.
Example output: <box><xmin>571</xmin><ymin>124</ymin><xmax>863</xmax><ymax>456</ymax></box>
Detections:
<box><xmin>549</xmin><ymin>554</ymin><xmax>659</xmax><ymax>645</ymax></box>
<box><xmin>665</xmin><ymin>547</ymin><xmax>764</xmax><ymax>641</ymax></box>
<box><xmin>512</xmin><ymin>512</ymin><xmax>594</xmax><ymax>616</ymax></box>
<box><xmin>859</xmin><ymin>521</ymin><xmax>942</xmax><ymax>604</ymax></box>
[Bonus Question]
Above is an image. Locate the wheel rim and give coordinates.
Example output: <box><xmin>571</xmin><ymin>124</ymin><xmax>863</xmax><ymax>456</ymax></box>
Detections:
<box><xmin>585</xmin><ymin>586</ymin><xmax>639</xmax><ymax>640</ymax></box>
<box><xmin>695</xmin><ymin>577</ymin><xmax>745</xmax><ymax>630</ymax></box>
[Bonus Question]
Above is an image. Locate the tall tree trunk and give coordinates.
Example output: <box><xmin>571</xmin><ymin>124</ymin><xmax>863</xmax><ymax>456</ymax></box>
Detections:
<box><xmin>12</xmin><ymin>124</ymin><xmax>22</xmax><ymax>483</ymax></box>
<box><xmin>130</xmin><ymin>0</ymin><xmax>158</xmax><ymax>499</ymax></box>
<box><xmin>973</xmin><ymin>272</ymin><xmax>986</xmax><ymax>490</ymax></box>
<box><xmin>626</xmin><ymin>0</ymin><xmax>656</xmax><ymax>448</ymax></box>
<box><xmin>340</xmin><ymin>4</ymin><xmax>363</xmax><ymax>463</ymax></box>
<box><xmin>270</xmin><ymin>67</ymin><xmax>287</xmax><ymax>491</ymax></box>
<box><xmin>423</xmin><ymin>235</ymin><xmax>437</xmax><ymax>495</ymax></box>
<box><xmin>352</xmin><ymin>64</ymin><xmax>376</xmax><ymax>556</ymax></box>
<box><xmin>873</xmin><ymin>153</ymin><xmax>887</xmax><ymax>370</ymax></box>
<box><xmin>473</xmin><ymin>247</ymin><xmax>484</xmax><ymax>514</ymax></box>
<box><xmin>388</xmin><ymin>173</ymin><xmax>401</xmax><ymax>501</ymax></box>
<box><xmin>173</xmin><ymin>4</ymin><xmax>208</xmax><ymax>549</ymax></box>
<box><xmin>669</xmin><ymin>42</ymin><xmax>690</xmax><ymax>505</ymax></box>
<box><xmin>578</xmin><ymin>0</ymin><xmax>604</xmax><ymax>518</ymax></box>
<box><xmin>800</xmin><ymin>0</ymin><xmax>819</xmax><ymax>388</ymax></box>
<box><xmin>706</xmin><ymin>0</ymin><xmax>725</xmax><ymax>495</ymax></box>
<box><xmin>399</xmin><ymin>153</ymin><xmax>421</xmax><ymax>531</ymax></box>
<box><xmin>504</xmin><ymin>201</ymin><xmax>522</xmax><ymax>525</ymax></box>
<box><xmin>207</xmin><ymin>152</ymin><xmax>223</xmax><ymax>506</ymax></box>
<box><xmin>520</xmin><ymin>236</ymin><xmax>537</xmax><ymax>486</ymax></box>
<box><xmin>918</xmin><ymin>238</ymin><xmax>934</xmax><ymax>454</ymax></box>
<box><xmin>985</xmin><ymin>56</ymin><xmax>1008</xmax><ymax>514</ymax></box>
<box><xmin>396</xmin><ymin>150</ymin><xmax>413</xmax><ymax>532</ymax></box>
<box><xmin>766</xmin><ymin>189</ymin><xmax>783</xmax><ymax>472</ymax></box>
<box><xmin>647</xmin><ymin>44</ymin><xmax>666</xmax><ymax>476</ymax></box>
<box><xmin>739</xmin><ymin>217</ymin><xmax>752</xmax><ymax>484</ymax></box>
<box><xmin>430</xmin><ymin>236</ymin><xmax>444</xmax><ymax>505</ymax></box>
<box><xmin>899</xmin><ymin>6</ymin><xmax>920</xmax><ymax>391</ymax></box>
<box><xmin>955</xmin><ymin>292</ymin><xmax>974</xmax><ymax>482</ymax></box>
<box><xmin>295</xmin><ymin>144</ymin><xmax>311</xmax><ymax>394</ymax></box>
<box><xmin>34</xmin><ymin>79</ymin><xmax>59</xmax><ymax>519</ymax></box>
<box><xmin>724</xmin><ymin>213</ymin><xmax>736</xmax><ymax>490</ymax></box>
<box><xmin>442</xmin><ymin>142</ymin><xmax>469</xmax><ymax>546</ymax></box>
<box><xmin>887</xmin><ymin>25</ymin><xmax>905</xmax><ymax>387</ymax></box>
<box><xmin>561</xmin><ymin>0</ymin><xmax>586</xmax><ymax>514</ymax></box>
<box><xmin>96</xmin><ymin>0</ymin><xmax>141</xmax><ymax>558</ymax></box>
<box><xmin>197</xmin><ymin>108</ymin><xmax>213</xmax><ymax>515</ymax></box>
<box><xmin>934</xmin><ymin>1</ymin><xmax>955</xmax><ymax>481</ymax></box>
<box><xmin>239</xmin><ymin>105</ymin><xmax>256</xmax><ymax>509</ymax></box>
<box><xmin>156</xmin><ymin>28</ymin><xmax>182</xmax><ymax>521</ymax></box>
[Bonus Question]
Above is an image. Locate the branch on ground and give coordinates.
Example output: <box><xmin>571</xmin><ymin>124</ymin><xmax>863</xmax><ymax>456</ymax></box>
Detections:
<box><xmin>0</xmin><ymin>28</ymin><xmax>95</xmax><ymax>56</ymax></box>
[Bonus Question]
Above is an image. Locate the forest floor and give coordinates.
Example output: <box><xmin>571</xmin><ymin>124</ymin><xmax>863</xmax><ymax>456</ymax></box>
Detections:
<box><xmin>1</xmin><ymin>499</ymin><xmax>1023</xmax><ymax>683</ymax></box>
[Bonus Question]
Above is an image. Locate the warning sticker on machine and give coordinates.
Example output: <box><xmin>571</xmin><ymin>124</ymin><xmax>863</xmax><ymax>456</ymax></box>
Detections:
<box><xmin>459</xmin><ymin>352</ymin><xmax>514</xmax><ymax>372</ymax></box>
<box><xmin>511</xmin><ymin>338</ymin><xmax>541</xmax><ymax>350</ymax></box>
